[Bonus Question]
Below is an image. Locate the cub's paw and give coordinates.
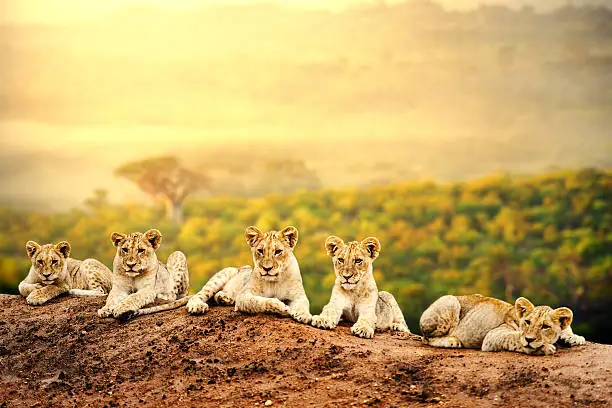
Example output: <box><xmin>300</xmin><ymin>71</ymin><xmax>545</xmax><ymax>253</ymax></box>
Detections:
<box><xmin>391</xmin><ymin>322</ymin><xmax>411</xmax><ymax>333</ymax></box>
<box><xmin>290</xmin><ymin>309</ymin><xmax>312</xmax><ymax>325</ymax></box>
<box><xmin>97</xmin><ymin>306</ymin><xmax>114</xmax><ymax>318</ymax></box>
<box><xmin>562</xmin><ymin>334</ymin><xmax>586</xmax><ymax>347</ymax></box>
<box><xmin>268</xmin><ymin>299</ymin><xmax>290</xmax><ymax>316</ymax></box>
<box><xmin>214</xmin><ymin>291</ymin><xmax>234</xmax><ymax>306</ymax></box>
<box><xmin>186</xmin><ymin>297</ymin><xmax>209</xmax><ymax>315</ymax></box>
<box><xmin>112</xmin><ymin>303</ymin><xmax>138</xmax><ymax>320</ymax></box>
<box><xmin>311</xmin><ymin>315</ymin><xmax>337</xmax><ymax>330</ymax></box>
<box><xmin>542</xmin><ymin>344</ymin><xmax>557</xmax><ymax>356</ymax></box>
<box><xmin>26</xmin><ymin>291</ymin><xmax>49</xmax><ymax>306</ymax></box>
<box><xmin>351</xmin><ymin>322</ymin><xmax>375</xmax><ymax>339</ymax></box>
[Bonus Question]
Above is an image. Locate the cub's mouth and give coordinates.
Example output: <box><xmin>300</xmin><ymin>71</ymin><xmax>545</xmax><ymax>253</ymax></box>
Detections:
<box><xmin>42</xmin><ymin>279</ymin><xmax>55</xmax><ymax>285</ymax></box>
<box><xmin>521</xmin><ymin>338</ymin><xmax>544</xmax><ymax>350</ymax></box>
<box><xmin>257</xmin><ymin>265</ymin><xmax>279</xmax><ymax>280</ymax></box>
<box><xmin>125</xmin><ymin>271</ymin><xmax>140</xmax><ymax>277</ymax></box>
<box><xmin>340</xmin><ymin>280</ymin><xmax>359</xmax><ymax>290</ymax></box>
<box><xmin>259</xmin><ymin>270</ymin><xmax>280</xmax><ymax>280</ymax></box>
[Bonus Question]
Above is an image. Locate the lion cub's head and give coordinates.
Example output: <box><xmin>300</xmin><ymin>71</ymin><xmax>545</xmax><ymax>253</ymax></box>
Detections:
<box><xmin>110</xmin><ymin>229</ymin><xmax>162</xmax><ymax>277</ymax></box>
<box><xmin>325</xmin><ymin>236</ymin><xmax>381</xmax><ymax>290</ymax></box>
<box><xmin>245</xmin><ymin>226</ymin><xmax>298</xmax><ymax>281</ymax></box>
<box><xmin>25</xmin><ymin>240</ymin><xmax>71</xmax><ymax>285</ymax></box>
<box><xmin>515</xmin><ymin>297</ymin><xmax>573</xmax><ymax>352</ymax></box>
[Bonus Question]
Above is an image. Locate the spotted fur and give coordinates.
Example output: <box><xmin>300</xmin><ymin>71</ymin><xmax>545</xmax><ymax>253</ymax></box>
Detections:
<box><xmin>187</xmin><ymin>226</ymin><xmax>311</xmax><ymax>324</ymax></box>
<box><xmin>420</xmin><ymin>295</ymin><xmax>586</xmax><ymax>355</ymax></box>
<box><xmin>98</xmin><ymin>229</ymin><xmax>190</xmax><ymax>321</ymax></box>
<box><xmin>310</xmin><ymin>235</ymin><xmax>409</xmax><ymax>338</ymax></box>
<box><xmin>19</xmin><ymin>241</ymin><xmax>112</xmax><ymax>306</ymax></box>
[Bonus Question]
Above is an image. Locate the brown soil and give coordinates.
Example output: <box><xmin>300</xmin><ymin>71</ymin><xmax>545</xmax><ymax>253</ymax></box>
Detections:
<box><xmin>0</xmin><ymin>295</ymin><xmax>610</xmax><ymax>408</ymax></box>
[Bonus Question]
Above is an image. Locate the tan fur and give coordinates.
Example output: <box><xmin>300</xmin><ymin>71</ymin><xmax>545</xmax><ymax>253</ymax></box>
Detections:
<box><xmin>98</xmin><ymin>229</ymin><xmax>190</xmax><ymax>321</ymax></box>
<box><xmin>19</xmin><ymin>240</ymin><xmax>112</xmax><ymax>305</ymax></box>
<box><xmin>187</xmin><ymin>226</ymin><xmax>311</xmax><ymax>324</ymax></box>
<box><xmin>311</xmin><ymin>236</ymin><xmax>409</xmax><ymax>338</ymax></box>
<box><xmin>420</xmin><ymin>294</ymin><xmax>586</xmax><ymax>355</ymax></box>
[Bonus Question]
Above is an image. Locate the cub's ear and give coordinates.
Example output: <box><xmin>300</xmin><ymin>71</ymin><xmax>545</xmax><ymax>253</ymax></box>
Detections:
<box><xmin>325</xmin><ymin>236</ymin><xmax>344</xmax><ymax>257</ymax></box>
<box><xmin>245</xmin><ymin>226</ymin><xmax>263</xmax><ymax>248</ymax></box>
<box><xmin>361</xmin><ymin>237</ymin><xmax>381</xmax><ymax>260</ymax></box>
<box><xmin>26</xmin><ymin>241</ymin><xmax>41</xmax><ymax>258</ymax></box>
<box><xmin>552</xmin><ymin>307</ymin><xmax>573</xmax><ymax>330</ymax></box>
<box><xmin>515</xmin><ymin>297</ymin><xmax>535</xmax><ymax>319</ymax></box>
<box><xmin>55</xmin><ymin>241</ymin><xmax>71</xmax><ymax>258</ymax></box>
<box><xmin>111</xmin><ymin>232</ymin><xmax>126</xmax><ymax>248</ymax></box>
<box><xmin>279</xmin><ymin>226</ymin><xmax>299</xmax><ymax>249</ymax></box>
<box><xmin>144</xmin><ymin>229</ymin><xmax>163</xmax><ymax>250</ymax></box>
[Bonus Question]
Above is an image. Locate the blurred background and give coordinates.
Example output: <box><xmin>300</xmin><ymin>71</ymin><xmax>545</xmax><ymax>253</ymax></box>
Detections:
<box><xmin>0</xmin><ymin>0</ymin><xmax>610</xmax><ymax>342</ymax></box>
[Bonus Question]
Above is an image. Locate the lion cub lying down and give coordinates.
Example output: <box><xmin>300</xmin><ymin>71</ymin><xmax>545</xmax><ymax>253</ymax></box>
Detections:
<box><xmin>19</xmin><ymin>240</ymin><xmax>112</xmax><ymax>305</ymax></box>
<box><xmin>98</xmin><ymin>229</ymin><xmax>190</xmax><ymax>321</ymax></box>
<box><xmin>420</xmin><ymin>294</ymin><xmax>586</xmax><ymax>355</ymax></box>
<box><xmin>187</xmin><ymin>226</ymin><xmax>311</xmax><ymax>324</ymax></box>
<box><xmin>311</xmin><ymin>236</ymin><xmax>410</xmax><ymax>338</ymax></box>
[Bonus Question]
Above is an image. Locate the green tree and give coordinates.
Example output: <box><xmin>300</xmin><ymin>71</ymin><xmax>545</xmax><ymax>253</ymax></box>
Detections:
<box><xmin>115</xmin><ymin>157</ymin><xmax>209</xmax><ymax>224</ymax></box>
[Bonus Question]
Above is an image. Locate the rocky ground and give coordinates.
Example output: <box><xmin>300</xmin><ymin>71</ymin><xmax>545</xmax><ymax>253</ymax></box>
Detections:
<box><xmin>0</xmin><ymin>295</ymin><xmax>610</xmax><ymax>407</ymax></box>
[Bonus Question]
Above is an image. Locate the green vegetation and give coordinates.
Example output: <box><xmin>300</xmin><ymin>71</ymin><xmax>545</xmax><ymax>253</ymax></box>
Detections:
<box><xmin>0</xmin><ymin>168</ymin><xmax>610</xmax><ymax>343</ymax></box>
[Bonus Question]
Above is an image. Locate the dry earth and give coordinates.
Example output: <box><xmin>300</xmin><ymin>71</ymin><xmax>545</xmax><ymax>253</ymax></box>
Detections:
<box><xmin>0</xmin><ymin>295</ymin><xmax>610</xmax><ymax>407</ymax></box>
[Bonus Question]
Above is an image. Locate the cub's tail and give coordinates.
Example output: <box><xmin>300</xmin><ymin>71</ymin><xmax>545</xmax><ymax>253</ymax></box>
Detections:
<box><xmin>117</xmin><ymin>296</ymin><xmax>192</xmax><ymax>322</ymax></box>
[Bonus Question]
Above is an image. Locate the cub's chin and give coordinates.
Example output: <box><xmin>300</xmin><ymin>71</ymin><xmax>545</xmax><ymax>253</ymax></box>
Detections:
<box><xmin>341</xmin><ymin>282</ymin><xmax>358</xmax><ymax>290</ymax></box>
<box><xmin>124</xmin><ymin>270</ymin><xmax>143</xmax><ymax>278</ymax></box>
<box><xmin>258</xmin><ymin>273</ymin><xmax>280</xmax><ymax>282</ymax></box>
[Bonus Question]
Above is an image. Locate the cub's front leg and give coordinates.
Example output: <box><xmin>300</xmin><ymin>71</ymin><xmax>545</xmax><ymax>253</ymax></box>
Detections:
<box><xmin>288</xmin><ymin>291</ymin><xmax>312</xmax><ymax>324</ymax></box>
<box><xmin>19</xmin><ymin>270</ymin><xmax>43</xmax><ymax>298</ymax></box>
<box><xmin>26</xmin><ymin>284</ymin><xmax>69</xmax><ymax>306</ymax></box>
<box><xmin>235</xmin><ymin>289</ymin><xmax>290</xmax><ymax>316</ymax></box>
<box><xmin>351</xmin><ymin>295</ymin><xmax>378</xmax><ymax>339</ymax></box>
<box><xmin>98</xmin><ymin>286</ymin><xmax>129</xmax><ymax>318</ymax></box>
<box><xmin>19</xmin><ymin>281</ymin><xmax>43</xmax><ymax>298</ymax></box>
<box><xmin>311</xmin><ymin>291</ymin><xmax>347</xmax><ymax>330</ymax></box>
<box><xmin>482</xmin><ymin>324</ymin><xmax>546</xmax><ymax>355</ymax></box>
<box><xmin>558</xmin><ymin>326</ymin><xmax>586</xmax><ymax>347</ymax></box>
<box><xmin>112</xmin><ymin>289</ymin><xmax>157</xmax><ymax>320</ymax></box>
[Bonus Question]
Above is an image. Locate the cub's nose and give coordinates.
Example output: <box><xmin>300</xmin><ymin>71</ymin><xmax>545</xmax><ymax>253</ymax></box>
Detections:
<box><xmin>342</xmin><ymin>273</ymin><xmax>352</xmax><ymax>279</ymax></box>
<box><xmin>525</xmin><ymin>336</ymin><xmax>536</xmax><ymax>344</ymax></box>
<box><xmin>126</xmin><ymin>261</ymin><xmax>137</xmax><ymax>268</ymax></box>
<box><xmin>262</xmin><ymin>266</ymin><xmax>273</xmax><ymax>272</ymax></box>
<box><xmin>42</xmin><ymin>272</ymin><xmax>51</xmax><ymax>277</ymax></box>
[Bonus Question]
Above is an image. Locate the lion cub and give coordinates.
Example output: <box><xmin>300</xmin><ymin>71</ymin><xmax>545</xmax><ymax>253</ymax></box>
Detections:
<box><xmin>311</xmin><ymin>236</ymin><xmax>409</xmax><ymax>339</ymax></box>
<box><xmin>420</xmin><ymin>294</ymin><xmax>586</xmax><ymax>355</ymax></box>
<box><xmin>98</xmin><ymin>229</ymin><xmax>190</xmax><ymax>321</ymax></box>
<box><xmin>19</xmin><ymin>240</ymin><xmax>112</xmax><ymax>305</ymax></box>
<box><xmin>187</xmin><ymin>226</ymin><xmax>311</xmax><ymax>324</ymax></box>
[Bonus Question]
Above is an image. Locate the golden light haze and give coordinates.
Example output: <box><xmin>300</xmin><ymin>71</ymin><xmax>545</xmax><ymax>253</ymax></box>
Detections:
<box><xmin>0</xmin><ymin>0</ymin><xmax>610</xmax><ymax>210</ymax></box>
<box><xmin>2</xmin><ymin>0</ymin><xmax>605</xmax><ymax>23</ymax></box>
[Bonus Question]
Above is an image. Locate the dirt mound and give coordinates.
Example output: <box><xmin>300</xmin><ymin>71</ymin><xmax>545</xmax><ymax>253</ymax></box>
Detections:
<box><xmin>0</xmin><ymin>295</ymin><xmax>610</xmax><ymax>407</ymax></box>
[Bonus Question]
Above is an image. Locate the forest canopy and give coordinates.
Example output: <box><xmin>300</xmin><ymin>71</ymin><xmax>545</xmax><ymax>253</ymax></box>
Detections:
<box><xmin>0</xmin><ymin>168</ymin><xmax>610</xmax><ymax>342</ymax></box>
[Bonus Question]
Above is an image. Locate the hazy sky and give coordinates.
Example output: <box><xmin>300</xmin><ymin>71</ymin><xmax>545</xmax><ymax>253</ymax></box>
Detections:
<box><xmin>0</xmin><ymin>0</ymin><xmax>601</xmax><ymax>24</ymax></box>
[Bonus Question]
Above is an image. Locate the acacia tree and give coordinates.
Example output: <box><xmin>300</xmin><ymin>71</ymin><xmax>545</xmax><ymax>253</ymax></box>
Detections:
<box><xmin>115</xmin><ymin>156</ymin><xmax>208</xmax><ymax>224</ymax></box>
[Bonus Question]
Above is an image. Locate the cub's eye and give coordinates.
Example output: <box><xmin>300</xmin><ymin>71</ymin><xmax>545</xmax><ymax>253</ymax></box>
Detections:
<box><xmin>257</xmin><ymin>248</ymin><xmax>264</xmax><ymax>255</ymax></box>
<box><xmin>121</xmin><ymin>247</ymin><xmax>129</xmax><ymax>253</ymax></box>
<box><xmin>137</xmin><ymin>248</ymin><xmax>145</xmax><ymax>254</ymax></box>
<box><xmin>355</xmin><ymin>259</ymin><xmax>363</xmax><ymax>264</ymax></box>
<box><xmin>51</xmin><ymin>260</ymin><xmax>58</xmax><ymax>265</ymax></box>
<box><xmin>337</xmin><ymin>258</ymin><xmax>344</xmax><ymax>264</ymax></box>
<box><xmin>37</xmin><ymin>260</ymin><xmax>44</xmax><ymax>265</ymax></box>
<box><xmin>274</xmin><ymin>249</ymin><xmax>283</xmax><ymax>256</ymax></box>
<box><xmin>524</xmin><ymin>320</ymin><xmax>531</xmax><ymax>325</ymax></box>
<box><xmin>542</xmin><ymin>324</ymin><xmax>551</xmax><ymax>330</ymax></box>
